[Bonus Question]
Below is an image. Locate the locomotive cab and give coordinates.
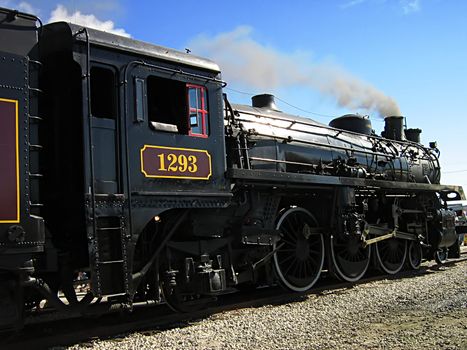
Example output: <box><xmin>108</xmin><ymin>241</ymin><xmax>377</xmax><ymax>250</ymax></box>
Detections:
<box><xmin>35</xmin><ymin>23</ymin><xmax>231</xmax><ymax>300</ymax></box>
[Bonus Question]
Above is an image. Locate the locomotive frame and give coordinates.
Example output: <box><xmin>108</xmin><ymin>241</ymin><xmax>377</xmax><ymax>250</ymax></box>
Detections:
<box><xmin>0</xmin><ymin>7</ymin><xmax>464</xmax><ymax>330</ymax></box>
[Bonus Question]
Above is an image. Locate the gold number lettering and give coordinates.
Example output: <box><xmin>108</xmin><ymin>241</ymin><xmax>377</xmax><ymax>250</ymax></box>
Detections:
<box><xmin>156</xmin><ymin>152</ymin><xmax>199</xmax><ymax>174</ymax></box>
<box><xmin>188</xmin><ymin>155</ymin><xmax>198</xmax><ymax>173</ymax></box>
<box><xmin>178</xmin><ymin>154</ymin><xmax>188</xmax><ymax>172</ymax></box>
<box><xmin>157</xmin><ymin>153</ymin><xmax>167</xmax><ymax>171</ymax></box>
<box><xmin>167</xmin><ymin>154</ymin><xmax>178</xmax><ymax>171</ymax></box>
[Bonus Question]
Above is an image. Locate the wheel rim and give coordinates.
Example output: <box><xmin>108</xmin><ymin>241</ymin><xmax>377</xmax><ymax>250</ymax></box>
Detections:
<box><xmin>408</xmin><ymin>241</ymin><xmax>422</xmax><ymax>270</ymax></box>
<box><xmin>375</xmin><ymin>238</ymin><xmax>407</xmax><ymax>274</ymax></box>
<box><xmin>434</xmin><ymin>249</ymin><xmax>448</xmax><ymax>265</ymax></box>
<box><xmin>330</xmin><ymin>234</ymin><xmax>371</xmax><ymax>282</ymax></box>
<box><xmin>273</xmin><ymin>207</ymin><xmax>324</xmax><ymax>292</ymax></box>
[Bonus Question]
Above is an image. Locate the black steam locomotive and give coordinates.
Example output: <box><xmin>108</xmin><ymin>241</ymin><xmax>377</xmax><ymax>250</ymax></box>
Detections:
<box><xmin>0</xmin><ymin>8</ymin><xmax>464</xmax><ymax>330</ymax></box>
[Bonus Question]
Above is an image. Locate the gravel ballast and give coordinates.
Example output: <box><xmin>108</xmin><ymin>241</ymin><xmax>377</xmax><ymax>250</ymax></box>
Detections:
<box><xmin>68</xmin><ymin>258</ymin><xmax>467</xmax><ymax>350</ymax></box>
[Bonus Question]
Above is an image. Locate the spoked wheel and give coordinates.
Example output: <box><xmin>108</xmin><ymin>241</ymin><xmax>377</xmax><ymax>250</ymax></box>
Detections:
<box><xmin>273</xmin><ymin>207</ymin><xmax>324</xmax><ymax>292</ymax></box>
<box><xmin>375</xmin><ymin>238</ymin><xmax>407</xmax><ymax>274</ymax></box>
<box><xmin>407</xmin><ymin>241</ymin><xmax>422</xmax><ymax>270</ymax></box>
<box><xmin>434</xmin><ymin>248</ymin><xmax>448</xmax><ymax>265</ymax></box>
<box><xmin>330</xmin><ymin>234</ymin><xmax>371</xmax><ymax>282</ymax></box>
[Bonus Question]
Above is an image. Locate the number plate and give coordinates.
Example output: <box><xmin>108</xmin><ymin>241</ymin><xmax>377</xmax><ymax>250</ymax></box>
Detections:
<box><xmin>140</xmin><ymin>145</ymin><xmax>212</xmax><ymax>180</ymax></box>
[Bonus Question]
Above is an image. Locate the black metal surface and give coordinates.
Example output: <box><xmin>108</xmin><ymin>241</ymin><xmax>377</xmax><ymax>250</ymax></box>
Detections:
<box><xmin>227</xmin><ymin>168</ymin><xmax>465</xmax><ymax>198</ymax></box>
<box><xmin>0</xmin><ymin>47</ymin><xmax>45</xmax><ymax>260</ymax></box>
<box><xmin>251</xmin><ymin>94</ymin><xmax>280</xmax><ymax>111</ymax></box>
<box><xmin>0</xmin><ymin>7</ymin><xmax>38</xmax><ymax>56</ymax></box>
<box><xmin>230</xmin><ymin>103</ymin><xmax>441</xmax><ymax>184</ymax></box>
<box><xmin>383</xmin><ymin>116</ymin><xmax>406</xmax><ymax>141</ymax></box>
<box><xmin>405</xmin><ymin>128</ymin><xmax>422</xmax><ymax>143</ymax></box>
<box><xmin>329</xmin><ymin>114</ymin><xmax>373</xmax><ymax>135</ymax></box>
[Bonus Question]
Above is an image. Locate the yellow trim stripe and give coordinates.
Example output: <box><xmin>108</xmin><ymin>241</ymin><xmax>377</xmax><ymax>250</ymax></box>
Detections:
<box><xmin>0</xmin><ymin>98</ymin><xmax>20</xmax><ymax>223</ymax></box>
<box><xmin>140</xmin><ymin>145</ymin><xmax>212</xmax><ymax>180</ymax></box>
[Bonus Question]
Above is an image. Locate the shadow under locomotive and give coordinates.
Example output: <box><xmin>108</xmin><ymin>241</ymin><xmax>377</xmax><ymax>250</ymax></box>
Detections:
<box><xmin>4</xmin><ymin>255</ymin><xmax>466</xmax><ymax>349</ymax></box>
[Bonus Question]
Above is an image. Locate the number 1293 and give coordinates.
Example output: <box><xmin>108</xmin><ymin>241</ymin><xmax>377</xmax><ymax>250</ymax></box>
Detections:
<box><xmin>157</xmin><ymin>153</ymin><xmax>198</xmax><ymax>173</ymax></box>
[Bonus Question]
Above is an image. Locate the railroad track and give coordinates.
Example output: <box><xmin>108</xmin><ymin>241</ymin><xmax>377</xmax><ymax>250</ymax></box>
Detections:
<box><xmin>4</xmin><ymin>251</ymin><xmax>466</xmax><ymax>350</ymax></box>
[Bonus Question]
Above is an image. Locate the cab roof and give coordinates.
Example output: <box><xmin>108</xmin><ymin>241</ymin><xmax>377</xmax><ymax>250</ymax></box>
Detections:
<box><xmin>43</xmin><ymin>22</ymin><xmax>221</xmax><ymax>73</ymax></box>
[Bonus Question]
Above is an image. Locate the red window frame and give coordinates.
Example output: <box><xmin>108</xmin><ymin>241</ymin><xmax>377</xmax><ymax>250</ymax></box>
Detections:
<box><xmin>187</xmin><ymin>84</ymin><xmax>208</xmax><ymax>138</ymax></box>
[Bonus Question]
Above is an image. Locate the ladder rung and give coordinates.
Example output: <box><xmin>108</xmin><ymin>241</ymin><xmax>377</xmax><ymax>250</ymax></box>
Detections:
<box><xmin>97</xmin><ymin>227</ymin><xmax>122</xmax><ymax>231</ymax></box>
<box><xmin>28</xmin><ymin>87</ymin><xmax>43</xmax><ymax>94</ymax></box>
<box><xmin>29</xmin><ymin>59</ymin><xmax>43</xmax><ymax>67</ymax></box>
<box><xmin>29</xmin><ymin>144</ymin><xmax>43</xmax><ymax>151</ymax></box>
<box><xmin>98</xmin><ymin>260</ymin><xmax>124</xmax><ymax>265</ymax></box>
<box><xmin>29</xmin><ymin>115</ymin><xmax>43</xmax><ymax>122</ymax></box>
<box><xmin>29</xmin><ymin>202</ymin><xmax>44</xmax><ymax>207</ymax></box>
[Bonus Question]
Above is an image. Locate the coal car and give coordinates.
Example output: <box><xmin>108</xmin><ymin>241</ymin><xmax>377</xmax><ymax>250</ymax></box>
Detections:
<box><xmin>0</xmin><ymin>7</ymin><xmax>464</xmax><ymax>330</ymax></box>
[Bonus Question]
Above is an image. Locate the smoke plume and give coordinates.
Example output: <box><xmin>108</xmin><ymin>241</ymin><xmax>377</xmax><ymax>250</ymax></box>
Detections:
<box><xmin>188</xmin><ymin>26</ymin><xmax>400</xmax><ymax>117</ymax></box>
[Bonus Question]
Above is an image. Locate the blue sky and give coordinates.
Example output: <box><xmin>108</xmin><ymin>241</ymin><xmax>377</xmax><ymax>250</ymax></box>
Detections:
<box><xmin>3</xmin><ymin>0</ymin><xmax>467</xmax><ymax>197</ymax></box>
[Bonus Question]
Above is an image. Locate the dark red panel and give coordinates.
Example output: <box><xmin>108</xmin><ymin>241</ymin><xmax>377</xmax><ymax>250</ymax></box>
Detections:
<box><xmin>141</xmin><ymin>145</ymin><xmax>212</xmax><ymax>180</ymax></box>
<box><xmin>0</xmin><ymin>99</ymin><xmax>19</xmax><ymax>222</ymax></box>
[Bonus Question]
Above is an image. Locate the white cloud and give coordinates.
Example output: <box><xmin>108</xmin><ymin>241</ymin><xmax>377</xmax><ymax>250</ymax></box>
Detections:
<box><xmin>189</xmin><ymin>27</ymin><xmax>400</xmax><ymax>117</ymax></box>
<box><xmin>17</xmin><ymin>1</ymin><xmax>35</xmax><ymax>14</ymax></box>
<box><xmin>48</xmin><ymin>4</ymin><xmax>130</xmax><ymax>38</ymax></box>
<box><xmin>400</xmin><ymin>0</ymin><xmax>421</xmax><ymax>14</ymax></box>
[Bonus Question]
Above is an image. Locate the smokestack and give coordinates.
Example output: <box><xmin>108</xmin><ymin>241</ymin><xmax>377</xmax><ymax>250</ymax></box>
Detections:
<box><xmin>251</xmin><ymin>94</ymin><xmax>280</xmax><ymax>111</ymax></box>
<box><xmin>382</xmin><ymin>116</ymin><xmax>406</xmax><ymax>141</ymax></box>
<box><xmin>405</xmin><ymin>128</ymin><xmax>422</xmax><ymax>143</ymax></box>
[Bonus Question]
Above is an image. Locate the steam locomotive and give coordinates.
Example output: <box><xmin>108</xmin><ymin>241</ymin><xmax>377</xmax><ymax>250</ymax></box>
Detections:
<box><xmin>0</xmin><ymin>7</ymin><xmax>464</xmax><ymax>330</ymax></box>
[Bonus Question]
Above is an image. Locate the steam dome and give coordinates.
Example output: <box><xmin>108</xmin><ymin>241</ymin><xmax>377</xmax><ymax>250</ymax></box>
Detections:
<box><xmin>329</xmin><ymin>114</ymin><xmax>373</xmax><ymax>135</ymax></box>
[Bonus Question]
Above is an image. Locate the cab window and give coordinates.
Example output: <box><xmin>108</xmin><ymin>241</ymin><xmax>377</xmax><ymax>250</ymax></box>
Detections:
<box><xmin>144</xmin><ymin>76</ymin><xmax>209</xmax><ymax>137</ymax></box>
<box><xmin>187</xmin><ymin>84</ymin><xmax>209</xmax><ymax>138</ymax></box>
<box><xmin>147</xmin><ymin>76</ymin><xmax>188</xmax><ymax>134</ymax></box>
